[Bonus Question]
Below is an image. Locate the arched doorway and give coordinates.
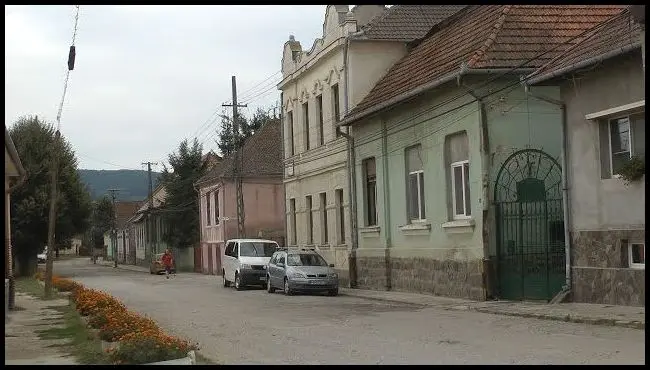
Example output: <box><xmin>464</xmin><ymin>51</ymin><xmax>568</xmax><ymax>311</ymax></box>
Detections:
<box><xmin>494</xmin><ymin>149</ymin><xmax>566</xmax><ymax>301</ymax></box>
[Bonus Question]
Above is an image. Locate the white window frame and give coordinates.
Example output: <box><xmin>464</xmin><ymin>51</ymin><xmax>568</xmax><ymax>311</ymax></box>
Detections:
<box><xmin>628</xmin><ymin>242</ymin><xmax>645</xmax><ymax>269</ymax></box>
<box><xmin>408</xmin><ymin>170</ymin><xmax>426</xmax><ymax>222</ymax></box>
<box><xmin>450</xmin><ymin>160</ymin><xmax>471</xmax><ymax>220</ymax></box>
<box><xmin>608</xmin><ymin>116</ymin><xmax>633</xmax><ymax>178</ymax></box>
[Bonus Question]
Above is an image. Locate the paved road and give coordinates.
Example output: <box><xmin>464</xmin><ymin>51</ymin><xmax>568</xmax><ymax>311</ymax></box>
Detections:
<box><xmin>55</xmin><ymin>258</ymin><xmax>645</xmax><ymax>365</ymax></box>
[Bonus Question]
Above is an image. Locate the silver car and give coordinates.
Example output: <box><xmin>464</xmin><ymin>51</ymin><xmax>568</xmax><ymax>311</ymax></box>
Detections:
<box><xmin>266</xmin><ymin>249</ymin><xmax>339</xmax><ymax>296</ymax></box>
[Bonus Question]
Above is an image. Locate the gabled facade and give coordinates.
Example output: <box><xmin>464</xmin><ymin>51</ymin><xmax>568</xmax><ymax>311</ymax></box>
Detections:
<box><xmin>195</xmin><ymin>119</ymin><xmax>284</xmax><ymax>275</ymax></box>
<box><xmin>278</xmin><ymin>4</ymin><xmax>465</xmax><ymax>287</ymax></box>
<box><xmin>526</xmin><ymin>8</ymin><xmax>645</xmax><ymax>306</ymax></box>
<box><xmin>129</xmin><ymin>185</ymin><xmax>168</xmax><ymax>268</ymax></box>
<box><xmin>340</xmin><ymin>5</ymin><xmax>625</xmax><ymax>301</ymax></box>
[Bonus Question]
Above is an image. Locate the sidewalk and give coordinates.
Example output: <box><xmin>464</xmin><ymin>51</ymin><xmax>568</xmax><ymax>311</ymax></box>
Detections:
<box><xmin>340</xmin><ymin>288</ymin><xmax>645</xmax><ymax>330</ymax></box>
<box><xmin>5</xmin><ymin>292</ymin><xmax>78</xmax><ymax>365</ymax></box>
<box><xmin>94</xmin><ymin>260</ymin><xmax>644</xmax><ymax>330</ymax></box>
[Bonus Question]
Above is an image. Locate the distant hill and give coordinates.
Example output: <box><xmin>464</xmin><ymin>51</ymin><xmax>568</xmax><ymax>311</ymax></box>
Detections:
<box><xmin>78</xmin><ymin>169</ymin><xmax>162</xmax><ymax>202</ymax></box>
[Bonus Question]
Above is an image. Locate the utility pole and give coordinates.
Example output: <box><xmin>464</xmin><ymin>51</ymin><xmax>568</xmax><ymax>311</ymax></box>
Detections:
<box><xmin>142</xmin><ymin>162</ymin><xmax>157</xmax><ymax>255</ymax></box>
<box><xmin>223</xmin><ymin>76</ymin><xmax>247</xmax><ymax>238</ymax></box>
<box><xmin>44</xmin><ymin>5</ymin><xmax>80</xmax><ymax>299</ymax></box>
<box><xmin>107</xmin><ymin>189</ymin><xmax>121</xmax><ymax>268</ymax></box>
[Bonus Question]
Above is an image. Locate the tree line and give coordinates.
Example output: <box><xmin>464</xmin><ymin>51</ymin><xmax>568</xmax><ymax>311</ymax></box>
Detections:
<box><xmin>8</xmin><ymin>108</ymin><xmax>278</xmax><ymax>276</ymax></box>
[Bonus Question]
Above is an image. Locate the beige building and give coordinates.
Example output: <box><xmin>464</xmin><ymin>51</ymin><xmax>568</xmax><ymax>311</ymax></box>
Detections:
<box><xmin>277</xmin><ymin>5</ymin><xmax>465</xmax><ymax>286</ymax></box>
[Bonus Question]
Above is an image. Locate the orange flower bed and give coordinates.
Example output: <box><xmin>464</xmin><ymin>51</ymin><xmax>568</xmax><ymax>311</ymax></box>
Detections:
<box><xmin>34</xmin><ymin>274</ymin><xmax>198</xmax><ymax>364</ymax></box>
<box><xmin>110</xmin><ymin>330</ymin><xmax>198</xmax><ymax>364</ymax></box>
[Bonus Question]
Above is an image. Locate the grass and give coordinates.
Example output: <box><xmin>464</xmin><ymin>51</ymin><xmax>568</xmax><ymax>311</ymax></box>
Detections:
<box><xmin>196</xmin><ymin>352</ymin><xmax>219</xmax><ymax>365</ymax></box>
<box><xmin>15</xmin><ymin>277</ymin><xmax>110</xmax><ymax>365</ymax></box>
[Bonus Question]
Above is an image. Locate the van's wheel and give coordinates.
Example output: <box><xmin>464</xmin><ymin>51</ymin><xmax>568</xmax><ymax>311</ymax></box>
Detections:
<box><xmin>234</xmin><ymin>273</ymin><xmax>243</xmax><ymax>291</ymax></box>
<box><xmin>267</xmin><ymin>276</ymin><xmax>275</xmax><ymax>293</ymax></box>
<box><xmin>222</xmin><ymin>270</ymin><xmax>230</xmax><ymax>287</ymax></box>
<box><xmin>327</xmin><ymin>288</ymin><xmax>339</xmax><ymax>297</ymax></box>
<box><xmin>284</xmin><ymin>278</ymin><xmax>293</xmax><ymax>296</ymax></box>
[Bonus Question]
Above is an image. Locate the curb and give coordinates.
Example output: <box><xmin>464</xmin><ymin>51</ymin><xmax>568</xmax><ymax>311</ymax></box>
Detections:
<box><xmin>340</xmin><ymin>289</ymin><xmax>645</xmax><ymax>331</ymax></box>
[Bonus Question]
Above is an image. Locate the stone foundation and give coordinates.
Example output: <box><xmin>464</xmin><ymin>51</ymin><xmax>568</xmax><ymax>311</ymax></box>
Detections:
<box><xmin>571</xmin><ymin>229</ymin><xmax>645</xmax><ymax>307</ymax></box>
<box><xmin>356</xmin><ymin>256</ymin><xmax>486</xmax><ymax>301</ymax></box>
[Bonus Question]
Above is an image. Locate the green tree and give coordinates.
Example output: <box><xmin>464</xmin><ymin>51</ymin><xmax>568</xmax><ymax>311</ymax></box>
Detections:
<box><xmin>160</xmin><ymin>138</ymin><xmax>207</xmax><ymax>249</ymax></box>
<box><xmin>90</xmin><ymin>196</ymin><xmax>114</xmax><ymax>248</ymax></box>
<box><xmin>216</xmin><ymin>107</ymin><xmax>276</xmax><ymax>157</ymax></box>
<box><xmin>9</xmin><ymin>116</ymin><xmax>92</xmax><ymax>276</ymax></box>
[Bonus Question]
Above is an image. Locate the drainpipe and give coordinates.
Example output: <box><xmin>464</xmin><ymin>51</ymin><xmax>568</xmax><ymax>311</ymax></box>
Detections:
<box><xmin>524</xmin><ymin>86</ymin><xmax>572</xmax><ymax>297</ymax></box>
<box><xmin>279</xmin><ymin>91</ymin><xmax>288</xmax><ymax>249</ymax></box>
<box><xmin>380</xmin><ymin>118</ymin><xmax>392</xmax><ymax>291</ymax></box>
<box><xmin>463</xmin><ymin>84</ymin><xmax>492</xmax><ymax>300</ymax></box>
<box><xmin>339</xmin><ymin>33</ymin><xmax>359</xmax><ymax>288</ymax></box>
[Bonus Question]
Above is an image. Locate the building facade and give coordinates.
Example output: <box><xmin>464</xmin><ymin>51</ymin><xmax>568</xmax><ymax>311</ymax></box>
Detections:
<box><xmin>527</xmin><ymin>9</ymin><xmax>645</xmax><ymax>306</ymax></box>
<box><xmin>340</xmin><ymin>5</ymin><xmax>624</xmax><ymax>301</ymax></box>
<box><xmin>278</xmin><ymin>5</ymin><xmax>465</xmax><ymax>286</ymax></box>
<box><xmin>196</xmin><ymin>120</ymin><xmax>284</xmax><ymax>275</ymax></box>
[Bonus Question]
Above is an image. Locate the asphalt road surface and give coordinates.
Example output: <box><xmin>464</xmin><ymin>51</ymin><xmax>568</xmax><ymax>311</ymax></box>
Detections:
<box><xmin>54</xmin><ymin>258</ymin><xmax>645</xmax><ymax>365</ymax></box>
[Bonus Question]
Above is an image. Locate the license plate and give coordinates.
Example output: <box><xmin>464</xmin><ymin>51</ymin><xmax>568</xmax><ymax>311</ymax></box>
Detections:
<box><xmin>259</xmin><ymin>276</ymin><xmax>266</xmax><ymax>281</ymax></box>
<box><xmin>309</xmin><ymin>280</ymin><xmax>326</xmax><ymax>285</ymax></box>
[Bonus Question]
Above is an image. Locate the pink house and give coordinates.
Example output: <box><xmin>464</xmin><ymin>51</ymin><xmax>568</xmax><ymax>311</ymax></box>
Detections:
<box><xmin>195</xmin><ymin>120</ymin><xmax>285</xmax><ymax>275</ymax></box>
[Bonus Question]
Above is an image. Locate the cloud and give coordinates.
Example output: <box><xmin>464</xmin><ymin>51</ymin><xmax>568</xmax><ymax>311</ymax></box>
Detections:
<box><xmin>5</xmin><ymin>5</ymin><xmax>326</xmax><ymax>170</ymax></box>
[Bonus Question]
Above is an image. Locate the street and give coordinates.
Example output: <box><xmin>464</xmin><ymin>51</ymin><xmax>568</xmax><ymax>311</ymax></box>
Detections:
<box><xmin>55</xmin><ymin>258</ymin><xmax>645</xmax><ymax>365</ymax></box>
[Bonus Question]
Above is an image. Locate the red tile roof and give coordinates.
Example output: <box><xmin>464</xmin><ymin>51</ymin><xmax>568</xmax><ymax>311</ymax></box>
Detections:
<box><xmin>345</xmin><ymin>5</ymin><xmax>626</xmax><ymax>124</ymax></box>
<box><xmin>356</xmin><ymin>5</ymin><xmax>467</xmax><ymax>42</ymax></box>
<box><xmin>527</xmin><ymin>8</ymin><xmax>642</xmax><ymax>84</ymax></box>
<box><xmin>198</xmin><ymin>119</ymin><xmax>282</xmax><ymax>185</ymax></box>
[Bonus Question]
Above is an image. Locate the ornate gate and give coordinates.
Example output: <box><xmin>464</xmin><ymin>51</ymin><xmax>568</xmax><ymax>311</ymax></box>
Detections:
<box><xmin>494</xmin><ymin>149</ymin><xmax>566</xmax><ymax>301</ymax></box>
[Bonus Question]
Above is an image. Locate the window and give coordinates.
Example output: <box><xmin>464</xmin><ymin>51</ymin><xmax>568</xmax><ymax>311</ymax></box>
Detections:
<box><xmin>363</xmin><ymin>157</ymin><xmax>378</xmax><ymax>226</ymax></box>
<box><xmin>336</xmin><ymin>189</ymin><xmax>345</xmax><ymax>244</ymax></box>
<box><xmin>629</xmin><ymin>242</ymin><xmax>645</xmax><ymax>269</ymax></box>
<box><xmin>303</xmin><ymin>102</ymin><xmax>310</xmax><ymax>151</ymax></box>
<box><xmin>320</xmin><ymin>192</ymin><xmax>328</xmax><ymax>244</ymax></box>
<box><xmin>278</xmin><ymin>254</ymin><xmax>286</xmax><ymax>265</ymax></box>
<box><xmin>306</xmin><ymin>195</ymin><xmax>313</xmax><ymax>244</ymax></box>
<box><xmin>405</xmin><ymin>145</ymin><xmax>425</xmax><ymax>221</ymax></box>
<box><xmin>214</xmin><ymin>190</ymin><xmax>220</xmax><ymax>225</ymax></box>
<box><xmin>600</xmin><ymin>113</ymin><xmax>645</xmax><ymax>178</ymax></box>
<box><xmin>446</xmin><ymin>131</ymin><xmax>470</xmax><ymax>219</ymax></box>
<box><xmin>332</xmin><ymin>84</ymin><xmax>345</xmax><ymax>137</ymax></box>
<box><xmin>233</xmin><ymin>243</ymin><xmax>239</xmax><ymax>258</ymax></box>
<box><xmin>205</xmin><ymin>191</ymin><xmax>211</xmax><ymax>226</ymax></box>
<box><xmin>225</xmin><ymin>241</ymin><xmax>235</xmax><ymax>257</ymax></box>
<box><xmin>317</xmin><ymin>95</ymin><xmax>324</xmax><ymax>146</ymax></box>
<box><xmin>239</xmin><ymin>242</ymin><xmax>277</xmax><ymax>257</ymax></box>
<box><xmin>289</xmin><ymin>198</ymin><xmax>297</xmax><ymax>246</ymax></box>
<box><xmin>287</xmin><ymin>111</ymin><xmax>295</xmax><ymax>157</ymax></box>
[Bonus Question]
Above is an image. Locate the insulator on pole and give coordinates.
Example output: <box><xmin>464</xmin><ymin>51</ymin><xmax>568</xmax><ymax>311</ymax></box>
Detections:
<box><xmin>68</xmin><ymin>45</ymin><xmax>76</xmax><ymax>71</ymax></box>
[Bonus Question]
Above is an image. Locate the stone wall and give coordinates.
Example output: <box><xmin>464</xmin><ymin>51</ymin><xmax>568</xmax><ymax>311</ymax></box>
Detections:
<box><xmin>571</xmin><ymin>229</ymin><xmax>645</xmax><ymax>306</ymax></box>
<box><xmin>356</xmin><ymin>255</ymin><xmax>486</xmax><ymax>300</ymax></box>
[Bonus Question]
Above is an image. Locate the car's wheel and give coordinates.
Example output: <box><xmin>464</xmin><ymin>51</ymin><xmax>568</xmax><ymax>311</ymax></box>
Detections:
<box><xmin>222</xmin><ymin>270</ymin><xmax>230</xmax><ymax>287</ymax></box>
<box><xmin>234</xmin><ymin>273</ymin><xmax>243</xmax><ymax>291</ymax></box>
<box><xmin>283</xmin><ymin>278</ymin><xmax>293</xmax><ymax>296</ymax></box>
<box><xmin>267</xmin><ymin>276</ymin><xmax>275</xmax><ymax>293</ymax></box>
<box><xmin>327</xmin><ymin>288</ymin><xmax>339</xmax><ymax>297</ymax></box>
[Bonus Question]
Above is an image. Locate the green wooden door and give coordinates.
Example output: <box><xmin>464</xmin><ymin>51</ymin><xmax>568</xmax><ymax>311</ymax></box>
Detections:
<box><xmin>494</xmin><ymin>149</ymin><xmax>566</xmax><ymax>301</ymax></box>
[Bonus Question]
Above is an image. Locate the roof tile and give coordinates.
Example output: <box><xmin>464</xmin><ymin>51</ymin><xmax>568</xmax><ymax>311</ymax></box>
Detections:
<box><xmin>348</xmin><ymin>5</ymin><xmax>626</xmax><ymax>120</ymax></box>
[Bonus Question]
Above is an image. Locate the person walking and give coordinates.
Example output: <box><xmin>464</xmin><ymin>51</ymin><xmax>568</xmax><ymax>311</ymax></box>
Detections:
<box><xmin>161</xmin><ymin>249</ymin><xmax>174</xmax><ymax>279</ymax></box>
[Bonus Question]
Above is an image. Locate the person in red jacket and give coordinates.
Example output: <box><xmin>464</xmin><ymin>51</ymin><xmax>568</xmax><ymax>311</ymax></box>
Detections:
<box><xmin>161</xmin><ymin>249</ymin><xmax>174</xmax><ymax>279</ymax></box>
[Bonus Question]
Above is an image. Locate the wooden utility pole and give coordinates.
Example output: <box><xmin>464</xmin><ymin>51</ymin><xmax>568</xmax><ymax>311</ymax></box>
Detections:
<box><xmin>142</xmin><ymin>162</ymin><xmax>157</xmax><ymax>255</ymax></box>
<box><xmin>107</xmin><ymin>189</ymin><xmax>121</xmax><ymax>268</ymax></box>
<box><xmin>222</xmin><ymin>76</ymin><xmax>247</xmax><ymax>237</ymax></box>
<box><xmin>44</xmin><ymin>5</ymin><xmax>80</xmax><ymax>299</ymax></box>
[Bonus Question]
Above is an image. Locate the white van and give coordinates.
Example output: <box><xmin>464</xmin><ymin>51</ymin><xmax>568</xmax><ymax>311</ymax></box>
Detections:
<box><xmin>222</xmin><ymin>239</ymin><xmax>279</xmax><ymax>290</ymax></box>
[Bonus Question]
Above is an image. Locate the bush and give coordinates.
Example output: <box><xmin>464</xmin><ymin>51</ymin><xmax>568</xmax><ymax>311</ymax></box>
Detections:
<box><xmin>52</xmin><ymin>276</ymin><xmax>82</xmax><ymax>292</ymax></box>
<box><xmin>109</xmin><ymin>330</ymin><xmax>198</xmax><ymax>365</ymax></box>
<box><xmin>97</xmin><ymin>310</ymin><xmax>160</xmax><ymax>342</ymax></box>
<box><xmin>73</xmin><ymin>288</ymin><xmax>125</xmax><ymax>317</ymax></box>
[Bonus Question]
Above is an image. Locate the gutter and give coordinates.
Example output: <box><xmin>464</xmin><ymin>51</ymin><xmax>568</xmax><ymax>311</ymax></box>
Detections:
<box><xmin>523</xmin><ymin>88</ymin><xmax>573</xmax><ymax>299</ymax></box>
<box><xmin>527</xmin><ymin>42</ymin><xmax>642</xmax><ymax>85</ymax></box>
<box><xmin>338</xmin><ymin>67</ymin><xmax>536</xmax><ymax>127</ymax></box>
<box><xmin>340</xmin><ymin>34</ymin><xmax>360</xmax><ymax>288</ymax></box>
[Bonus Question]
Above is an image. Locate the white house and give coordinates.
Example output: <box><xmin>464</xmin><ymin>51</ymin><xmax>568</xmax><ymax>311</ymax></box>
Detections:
<box><xmin>277</xmin><ymin>5</ymin><xmax>466</xmax><ymax>286</ymax></box>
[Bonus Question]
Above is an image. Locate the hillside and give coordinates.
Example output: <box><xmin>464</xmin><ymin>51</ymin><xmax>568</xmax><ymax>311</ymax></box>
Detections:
<box><xmin>78</xmin><ymin>169</ymin><xmax>162</xmax><ymax>202</ymax></box>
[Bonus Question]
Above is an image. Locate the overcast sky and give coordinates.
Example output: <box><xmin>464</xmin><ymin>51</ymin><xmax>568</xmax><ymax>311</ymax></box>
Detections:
<box><xmin>5</xmin><ymin>5</ymin><xmax>327</xmax><ymax>171</ymax></box>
